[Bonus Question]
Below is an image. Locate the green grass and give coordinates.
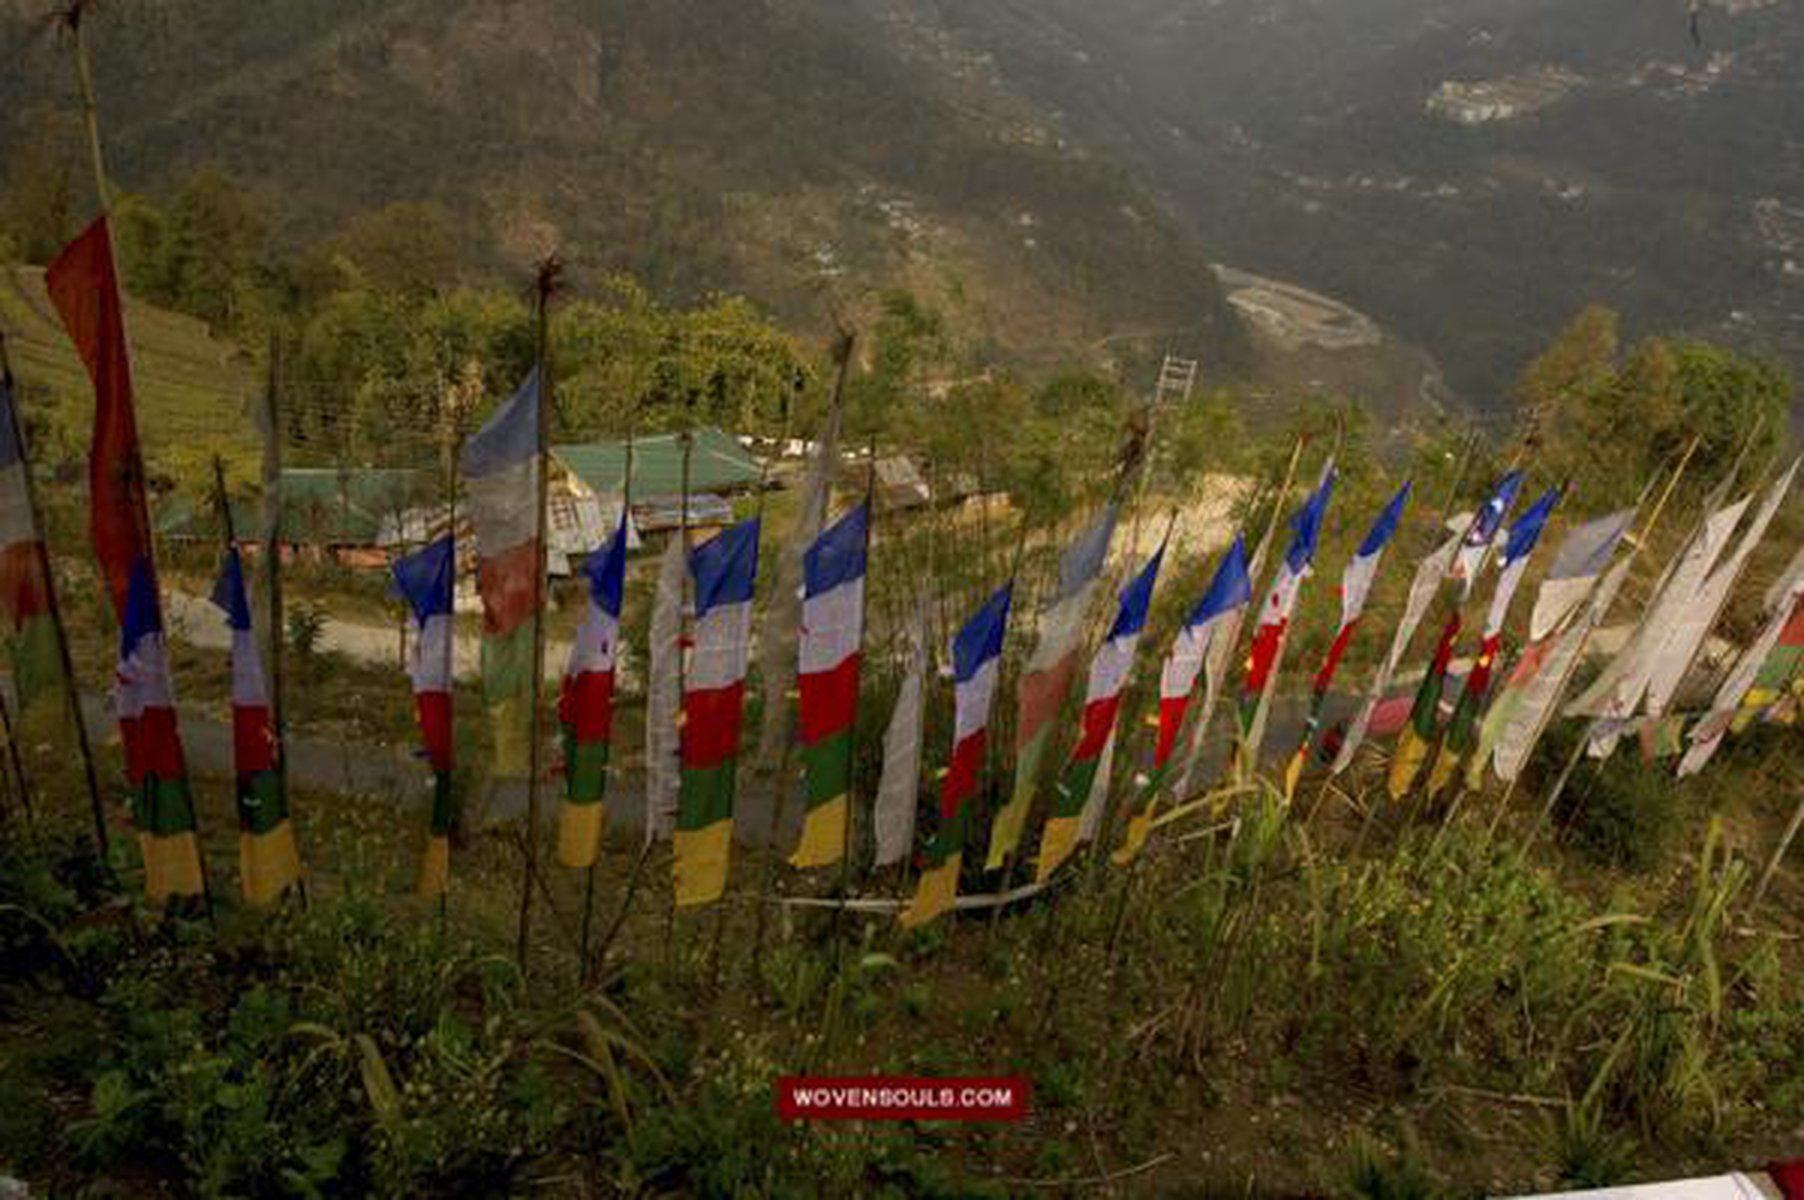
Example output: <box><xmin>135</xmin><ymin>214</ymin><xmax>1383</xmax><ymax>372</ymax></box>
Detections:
<box><xmin>0</xmin><ymin>265</ymin><xmax>259</xmax><ymax>481</ymax></box>
<box><xmin>1</xmin><ymin>738</ymin><xmax>1800</xmax><ymax>1197</ymax></box>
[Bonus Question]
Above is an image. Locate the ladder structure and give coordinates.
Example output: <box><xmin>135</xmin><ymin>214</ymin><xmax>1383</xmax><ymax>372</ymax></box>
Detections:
<box><xmin>1153</xmin><ymin>353</ymin><xmax>1199</xmax><ymax>408</ymax></box>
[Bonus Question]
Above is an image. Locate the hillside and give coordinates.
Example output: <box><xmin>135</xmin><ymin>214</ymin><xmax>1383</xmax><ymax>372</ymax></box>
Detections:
<box><xmin>0</xmin><ymin>0</ymin><xmax>1253</xmax><ymax>377</ymax></box>
<box><xmin>865</xmin><ymin>0</ymin><xmax>1804</xmax><ymax>409</ymax></box>
<box><xmin>0</xmin><ymin>264</ymin><xmax>257</xmax><ymax>480</ymax></box>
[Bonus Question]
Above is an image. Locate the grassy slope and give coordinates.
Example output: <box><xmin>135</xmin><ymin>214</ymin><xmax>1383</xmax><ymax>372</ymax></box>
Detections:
<box><xmin>0</xmin><ymin>0</ymin><xmax>1250</xmax><ymax>374</ymax></box>
<box><xmin>1</xmin><ymin>721</ymin><xmax>1799</xmax><ymax>1196</ymax></box>
<box><xmin>0</xmin><ymin>265</ymin><xmax>258</xmax><ymax>479</ymax></box>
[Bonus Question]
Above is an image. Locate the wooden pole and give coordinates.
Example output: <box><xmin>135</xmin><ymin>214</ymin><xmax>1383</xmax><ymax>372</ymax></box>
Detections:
<box><xmin>69</xmin><ymin>4</ymin><xmax>114</xmax><ymax>219</ymax></box>
<box><xmin>747</xmin><ymin>373</ymin><xmax>807</xmax><ymax>982</ymax></box>
<box><xmin>825</xmin><ymin>429</ymin><xmax>880</xmax><ymax>963</ymax></box>
<box><xmin>667</xmin><ymin>401</ymin><xmax>694</xmax><ymax>972</ymax></box>
<box><xmin>516</xmin><ymin>257</ymin><xmax>560</xmax><ymax>970</ymax></box>
<box><xmin>0</xmin><ymin>675</ymin><xmax>30</xmax><ymax>824</ymax></box>
<box><xmin>259</xmin><ymin>337</ymin><xmax>290</xmax><ymax>834</ymax></box>
<box><xmin>1751</xmin><ymin>795</ymin><xmax>1804</xmax><ymax>913</ymax></box>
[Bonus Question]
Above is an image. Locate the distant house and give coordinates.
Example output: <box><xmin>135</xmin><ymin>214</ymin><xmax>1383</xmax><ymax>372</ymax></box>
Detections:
<box><xmin>550</xmin><ymin>427</ymin><xmax>762</xmax><ymax>534</ymax></box>
<box><xmin>550</xmin><ymin>427</ymin><xmax>762</xmax><ymax>499</ymax></box>
<box><xmin>835</xmin><ymin>453</ymin><xmax>932</xmax><ymax>513</ymax></box>
<box><xmin>157</xmin><ymin>467</ymin><xmax>431</xmax><ymax>565</ymax></box>
<box><xmin>157</xmin><ymin>431</ymin><xmax>762</xmax><ymax>571</ymax></box>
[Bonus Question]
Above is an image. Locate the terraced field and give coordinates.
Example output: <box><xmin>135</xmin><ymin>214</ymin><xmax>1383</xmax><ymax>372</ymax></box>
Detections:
<box><xmin>0</xmin><ymin>264</ymin><xmax>258</xmax><ymax>481</ymax></box>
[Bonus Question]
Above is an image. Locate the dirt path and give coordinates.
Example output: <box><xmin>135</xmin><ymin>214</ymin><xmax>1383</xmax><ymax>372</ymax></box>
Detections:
<box><xmin>161</xmin><ymin>589</ymin><xmax>602</xmax><ymax>685</ymax></box>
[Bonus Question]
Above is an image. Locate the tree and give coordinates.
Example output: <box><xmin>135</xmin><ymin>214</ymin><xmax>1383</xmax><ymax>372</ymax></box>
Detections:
<box><xmin>0</xmin><ymin>129</ymin><xmax>79</xmax><ymax>265</ymax></box>
<box><xmin>114</xmin><ymin>168</ymin><xmax>269</xmax><ymax>333</ymax></box>
<box><xmin>1522</xmin><ymin>307</ymin><xmax>1791</xmax><ymax>506</ymax></box>
<box><xmin>324</xmin><ymin>202</ymin><xmax>460</xmax><ymax>298</ymax></box>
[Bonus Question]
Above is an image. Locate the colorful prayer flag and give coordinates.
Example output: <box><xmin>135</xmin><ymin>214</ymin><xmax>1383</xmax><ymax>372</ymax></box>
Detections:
<box><xmin>1389</xmin><ymin>471</ymin><xmax>1523</xmax><ymax>797</ymax></box>
<box><xmin>645</xmin><ymin>535</ymin><xmax>685</xmax><ymax>843</ymax></box>
<box><xmin>48</xmin><ymin>218</ymin><xmax>200</xmax><ymax>901</ymax></box>
<box><xmin>1283</xmin><ymin>482</ymin><xmax>1410</xmax><ymax>795</ymax></box>
<box><xmin>1679</xmin><ymin>544</ymin><xmax>1804</xmax><ymax>774</ymax></box>
<box><xmin>1492</xmin><ymin>557</ymin><xmax>1634</xmax><ymax>784</ymax></box>
<box><xmin>46</xmin><ymin>218</ymin><xmax>149</xmax><ymax>615</ymax></box>
<box><xmin>1331</xmin><ymin>528</ymin><xmax>1460</xmax><ymax>774</ymax></box>
<box><xmin>791</xmin><ymin>503</ymin><xmax>868</xmax><ymax>868</ymax></box>
<box><xmin>1430</xmin><ymin>487</ymin><xmax>1560</xmax><ymax>791</ymax></box>
<box><xmin>675</xmin><ymin>518</ymin><xmax>759</xmax><ymax>907</ymax></box>
<box><xmin>873</xmin><ymin>605</ymin><xmax>928</xmax><ymax>869</ymax></box>
<box><xmin>1528</xmin><ymin>508</ymin><xmax>1636</xmax><ymax>643</ymax></box>
<box><xmin>1467</xmin><ymin>508</ymin><xmax>1633</xmax><ymax>788</ymax></box>
<box><xmin>1565</xmin><ymin>495</ymin><xmax>1750</xmax><ymax>723</ymax></box>
<box><xmin>988</xmin><ymin>508</ymin><xmax>1114</xmax><ymax>869</ymax></box>
<box><xmin>1321</xmin><ymin>482</ymin><xmax>1411</xmax><ymax>692</ymax></box>
<box><xmin>118</xmin><ymin>560</ymin><xmax>203</xmax><ymax>902</ymax></box>
<box><xmin>901</xmin><ymin>583</ymin><xmax>1010</xmax><ymax>928</ymax></box>
<box><xmin>0</xmin><ymin>373</ymin><xmax>63</xmax><ymax>711</ymax></box>
<box><xmin>1039</xmin><ymin>545</ymin><xmax>1162</xmax><ymax>880</ymax></box>
<box><xmin>210</xmin><ymin>547</ymin><xmax>301</xmax><ymax>905</ymax></box>
<box><xmin>394</xmin><ymin>535</ymin><xmax>457</xmax><ymax>897</ymax></box>
<box><xmin>1641</xmin><ymin>458</ymin><xmax>1797</xmax><ymax>719</ymax></box>
<box><xmin>1239</xmin><ymin>464</ymin><xmax>1336</xmax><ymax>770</ymax></box>
<box><xmin>461</xmin><ymin>370</ymin><xmax>544</xmax><ymax>776</ymax></box>
<box><xmin>1114</xmin><ymin>536</ymin><xmax>1252</xmax><ymax>864</ymax></box>
<box><xmin>556</xmin><ymin>513</ymin><xmax>627</xmax><ymax>868</ymax></box>
<box><xmin>1243</xmin><ymin>467</ymin><xmax>1336</xmax><ymax>705</ymax></box>
<box><xmin>1450</xmin><ymin>470</ymin><xmax>1524</xmax><ymax>592</ymax></box>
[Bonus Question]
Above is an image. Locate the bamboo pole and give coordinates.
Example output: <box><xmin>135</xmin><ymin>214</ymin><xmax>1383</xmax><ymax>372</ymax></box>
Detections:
<box><xmin>1751</xmin><ymin>795</ymin><xmax>1804</xmax><ymax>913</ymax></box>
<box><xmin>746</xmin><ymin>379</ymin><xmax>802</xmax><ymax>983</ymax></box>
<box><xmin>669</xmin><ymin>396</ymin><xmax>694</xmax><ymax>974</ymax></box>
<box><xmin>436</xmin><ymin>376</ymin><xmax>463</xmax><ymax>930</ymax></box>
<box><xmin>252</xmin><ymin>344</ymin><xmax>307</xmax><ymax>910</ymax></box>
<box><xmin>0</xmin><ymin>676</ymin><xmax>29</xmax><ymax>824</ymax></box>
<box><xmin>516</xmin><ymin>258</ymin><xmax>560</xmax><ymax>970</ymax></box>
<box><xmin>840</xmin><ymin>432</ymin><xmax>878</xmax><ymax>889</ymax></box>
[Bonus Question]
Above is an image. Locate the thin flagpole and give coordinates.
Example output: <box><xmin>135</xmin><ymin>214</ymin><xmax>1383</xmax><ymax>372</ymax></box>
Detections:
<box><xmin>257</xmin><ymin>335</ymin><xmax>301</xmax><ymax>907</ymax></box>
<box><xmin>438</xmin><ymin>382</ymin><xmax>463</xmax><ymax>928</ymax></box>
<box><xmin>746</xmin><ymin>367</ymin><xmax>808</xmax><ymax>982</ymax></box>
<box><xmin>579</xmin><ymin>416</ymin><xmax>633</xmax><ymax>983</ymax></box>
<box><xmin>844</xmin><ymin>431</ymin><xmax>877</xmax><ymax>882</ymax></box>
<box><xmin>0</xmin><ymin>673</ymin><xmax>30</xmax><ymax>824</ymax></box>
<box><xmin>1751</xmin><ymin>796</ymin><xmax>1804</xmax><ymax>914</ymax></box>
<box><xmin>823</xmin><ymin>428</ymin><xmax>879</xmax><ymax>968</ymax></box>
<box><xmin>516</xmin><ymin>257</ymin><xmax>560</xmax><ymax>970</ymax></box>
<box><xmin>666</xmin><ymin>397</ymin><xmax>694</xmax><ymax>972</ymax></box>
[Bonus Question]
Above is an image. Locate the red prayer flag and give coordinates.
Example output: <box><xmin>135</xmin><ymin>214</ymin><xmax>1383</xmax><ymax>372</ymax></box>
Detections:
<box><xmin>45</xmin><ymin>216</ymin><xmax>150</xmax><ymax>615</ymax></box>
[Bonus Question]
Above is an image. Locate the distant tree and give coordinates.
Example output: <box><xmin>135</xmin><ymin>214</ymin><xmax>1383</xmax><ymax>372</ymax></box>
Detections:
<box><xmin>324</xmin><ymin>202</ymin><xmax>460</xmax><ymax>297</ymax></box>
<box><xmin>1522</xmin><ymin>307</ymin><xmax>1790</xmax><ymax>505</ymax></box>
<box><xmin>0</xmin><ymin>133</ymin><xmax>79</xmax><ymax>265</ymax></box>
<box><xmin>114</xmin><ymin>167</ymin><xmax>268</xmax><ymax>333</ymax></box>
